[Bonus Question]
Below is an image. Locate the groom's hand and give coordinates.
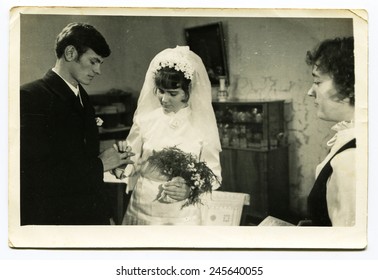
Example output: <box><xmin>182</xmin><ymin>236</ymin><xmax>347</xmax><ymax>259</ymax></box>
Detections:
<box><xmin>99</xmin><ymin>146</ymin><xmax>134</xmax><ymax>172</ymax></box>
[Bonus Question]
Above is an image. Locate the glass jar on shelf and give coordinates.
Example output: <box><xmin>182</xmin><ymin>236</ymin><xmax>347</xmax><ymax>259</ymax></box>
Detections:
<box><xmin>221</xmin><ymin>124</ymin><xmax>230</xmax><ymax>147</ymax></box>
<box><xmin>246</xmin><ymin>128</ymin><xmax>254</xmax><ymax>148</ymax></box>
<box><xmin>217</xmin><ymin>76</ymin><xmax>228</xmax><ymax>101</ymax></box>
<box><xmin>251</xmin><ymin>108</ymin><xmax>258</xmax><ymax>123</ymax></box>
<box><xmin>217</xmin><ymin>123</ymin><xmax>223</xmax><ymax>139</ymax></box>
<box><xmin>244</xmin><ymin>111</ymin><xmax>253</xmax><ymax>122</ymax></box>
<box><xmin>224</xmin><ymin>107</ymin><xmax>234</xmax><ymax>123</ymax></box>
<box><xmin>254</xmin><ymin>132</ymin><xmax>263</xmax><ymax>149</ymax></box>
<box><xmin>237</xmin><ymin>111</ymin><xmax>247</xmax><ymax>122</ymax></box>
<box><xmin>255</xmin><ymin>112</ymin><xmax>263</xmax><ymax>123</ymax></box>
<box><xmin>230</xmin><ymin>125</ymin><xmax>240</xmax><ymax>147</ymax></box>
<box><xmin>239</xmin><ymin>125</ymin><xmax>247</xmax><ymax>148</ymax></box>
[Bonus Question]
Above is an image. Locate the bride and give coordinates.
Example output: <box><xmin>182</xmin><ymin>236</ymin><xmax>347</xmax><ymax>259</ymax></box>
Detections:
<box><xmin>111</xmin><ymin>46</ymin><xmax>222</xmax><ymax>225</ymax></box>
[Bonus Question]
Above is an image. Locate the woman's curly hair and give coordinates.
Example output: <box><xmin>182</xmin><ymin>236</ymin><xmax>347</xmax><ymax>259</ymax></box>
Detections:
<box><xmin>306</xmin><ymin>37</ymin><xmax>355</xmax><ymax>105</ymax></box>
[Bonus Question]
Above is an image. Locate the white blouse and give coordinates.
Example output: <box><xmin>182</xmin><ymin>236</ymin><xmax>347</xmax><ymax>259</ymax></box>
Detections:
<box><xmin>315</xmin><ymin>121</ymin><xmax>356</xmax><ymax>226</ymax></box>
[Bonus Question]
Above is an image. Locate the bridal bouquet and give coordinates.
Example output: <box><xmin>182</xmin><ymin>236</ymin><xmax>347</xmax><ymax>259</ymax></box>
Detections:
<box><xmin>147</xmin><ymin>146</ymin><xmax>219</xmax><ymax>208</ymax></box>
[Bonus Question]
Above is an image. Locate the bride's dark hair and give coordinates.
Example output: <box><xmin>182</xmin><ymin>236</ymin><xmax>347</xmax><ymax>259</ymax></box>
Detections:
<box><xmin>154</xmin><ymin>66</ymin><xmax>191</xmax><ymax>102</ymax></box>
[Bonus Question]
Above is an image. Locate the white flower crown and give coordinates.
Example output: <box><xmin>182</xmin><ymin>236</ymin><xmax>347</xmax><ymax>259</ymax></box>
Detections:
<box><xmin>151</xmin><ymin>47</ymin><xmax>195</xmax><ymax>80</ymax></box>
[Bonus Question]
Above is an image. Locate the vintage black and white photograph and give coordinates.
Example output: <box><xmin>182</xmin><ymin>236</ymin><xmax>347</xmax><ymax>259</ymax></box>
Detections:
<box><xmin>8</xmin><ymin>7</ymin><xmax>368</xmax><ymax>248</ymax></box>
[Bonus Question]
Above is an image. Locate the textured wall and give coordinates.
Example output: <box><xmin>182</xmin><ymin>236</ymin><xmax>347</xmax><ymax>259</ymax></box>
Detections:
<box><xmin>19</xmin><ymin>14</ymin><xmax>353</xmax><ymax>217</ymax></box>
<box><xmin>220</xmin><ymin>17</ymin><xmax>353</xmax><ymax>215</ymax></box>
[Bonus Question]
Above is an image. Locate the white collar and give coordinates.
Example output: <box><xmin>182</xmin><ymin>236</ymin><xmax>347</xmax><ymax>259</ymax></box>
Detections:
<box><xmin>52</xmin><ymin>68</ymin><xmax>80</xmax><ymax>96</ymax></box>
<box><xmin>162</xmin><ymin>106</ymin><xmax>190</xmax><ymax>118</ymax></box>
<box><xmin>327</xmin><ymin>121</ymin><xmax>355</xmax><ymax>147</ymax></box>
<box><xmin>162</xmin><ymin>106</ymin><xmax>191</xmax><ymax>129</ymax></box>
<box><xmin>331</xmin><ymin>120</ymin><xmax>354</xmax><ymax>132</ymax></box>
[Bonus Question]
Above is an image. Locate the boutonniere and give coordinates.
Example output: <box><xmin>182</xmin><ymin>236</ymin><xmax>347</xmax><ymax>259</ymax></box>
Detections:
<box><xmin>95</xmin><ymin>117</ymin><xmax>104</xmax><ymax>127</ymax></box>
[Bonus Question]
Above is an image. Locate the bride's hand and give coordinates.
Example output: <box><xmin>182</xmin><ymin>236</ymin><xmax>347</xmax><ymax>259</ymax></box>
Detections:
<box><xmin>163</xmin><ymin>177</ymin><xmax>190</xmax><ymax>201</ymax></box>
<box><xmin>114</xmin><ymin>141</ymin><xmax>133</xmax><ymax>154</ymax></box>
<box><xmin>113</xmin><ymin>141</ymin><xmax>135</xmax><ymax>162</ymax></box>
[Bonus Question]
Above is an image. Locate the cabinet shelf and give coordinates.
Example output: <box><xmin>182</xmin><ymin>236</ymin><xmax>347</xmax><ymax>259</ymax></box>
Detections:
<box><xmin>98</xmin><ymin>125</ymin><xmax>131</xmax><ymax>134</ymax></box>
<box><xmin>214</xmin><ymin>100</ymin><xmax>289</xmax><ymax>223</ymax></box>
<box><xmin>213</xmin><ymin>100</ymin><xmax>286</xmax><ymax>151</ymax></box>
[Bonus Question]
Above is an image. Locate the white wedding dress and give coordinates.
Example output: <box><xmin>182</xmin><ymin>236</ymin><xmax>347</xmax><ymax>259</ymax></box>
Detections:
<box><xmin>122</xmin><ymin>107</ymin><xmax>222</xmax><ymax>225</ymax></box>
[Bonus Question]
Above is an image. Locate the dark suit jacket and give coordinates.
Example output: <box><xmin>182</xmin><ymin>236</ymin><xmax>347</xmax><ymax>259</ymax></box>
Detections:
<box><xmin>20</xmin><ymin>69</ymin><xmax>110</xmax><ymax>225</ymax></box>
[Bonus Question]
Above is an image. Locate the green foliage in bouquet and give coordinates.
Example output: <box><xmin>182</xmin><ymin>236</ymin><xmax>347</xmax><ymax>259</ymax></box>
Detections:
<box><xmin>147</xmin><ymin>146</ymin><xmax>219</xmax><ymax>207</ymax></box>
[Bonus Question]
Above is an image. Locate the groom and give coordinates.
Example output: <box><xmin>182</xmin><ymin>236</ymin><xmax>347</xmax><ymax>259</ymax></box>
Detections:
<box><xmin>20</xmin><ymin>22</ymin><xmax>133</xmax><ymax>225</ymax></box>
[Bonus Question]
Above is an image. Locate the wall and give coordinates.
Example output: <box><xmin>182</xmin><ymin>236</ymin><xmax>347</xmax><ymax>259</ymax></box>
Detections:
<box><xmin>20</xmin><ymin>15</ymin><xmax>187</xmax><ymax>95</ymax></box>
<box><xmin>19</xmin><ymin>14</ymin><xmax>353</xmax><ymax>216</ymax></box>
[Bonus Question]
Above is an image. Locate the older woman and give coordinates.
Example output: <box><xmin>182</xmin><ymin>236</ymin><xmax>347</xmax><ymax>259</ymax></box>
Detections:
<box><xmin>306</xmin><ymin>37</ymin><xmax>356</xmax><ymax>226</ymax></box>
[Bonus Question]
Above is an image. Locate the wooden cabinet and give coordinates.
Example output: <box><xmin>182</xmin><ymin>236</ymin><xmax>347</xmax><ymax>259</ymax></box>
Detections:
<box><xmin>213</xmin><ymin>100</ymin><xmax>289</xmax><ymax>224</ymax></box>
<box><xmin>89</xmin><ymin>89</ymin><xmax>136</xmax><ymax>141</ymax></box>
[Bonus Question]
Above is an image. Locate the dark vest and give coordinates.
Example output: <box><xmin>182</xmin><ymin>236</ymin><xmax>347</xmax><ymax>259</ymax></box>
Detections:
<box><xmin>307</xmin><ymin>139</ymin><xmax>356</xmax><ymax>226</ymax></box>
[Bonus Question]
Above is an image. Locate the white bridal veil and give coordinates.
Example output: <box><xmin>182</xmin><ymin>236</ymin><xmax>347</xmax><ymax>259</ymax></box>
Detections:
<box><xmin>133</xmin><ymin>45</ymin><xmax>222</xmax><ymax>152</ymax></box>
